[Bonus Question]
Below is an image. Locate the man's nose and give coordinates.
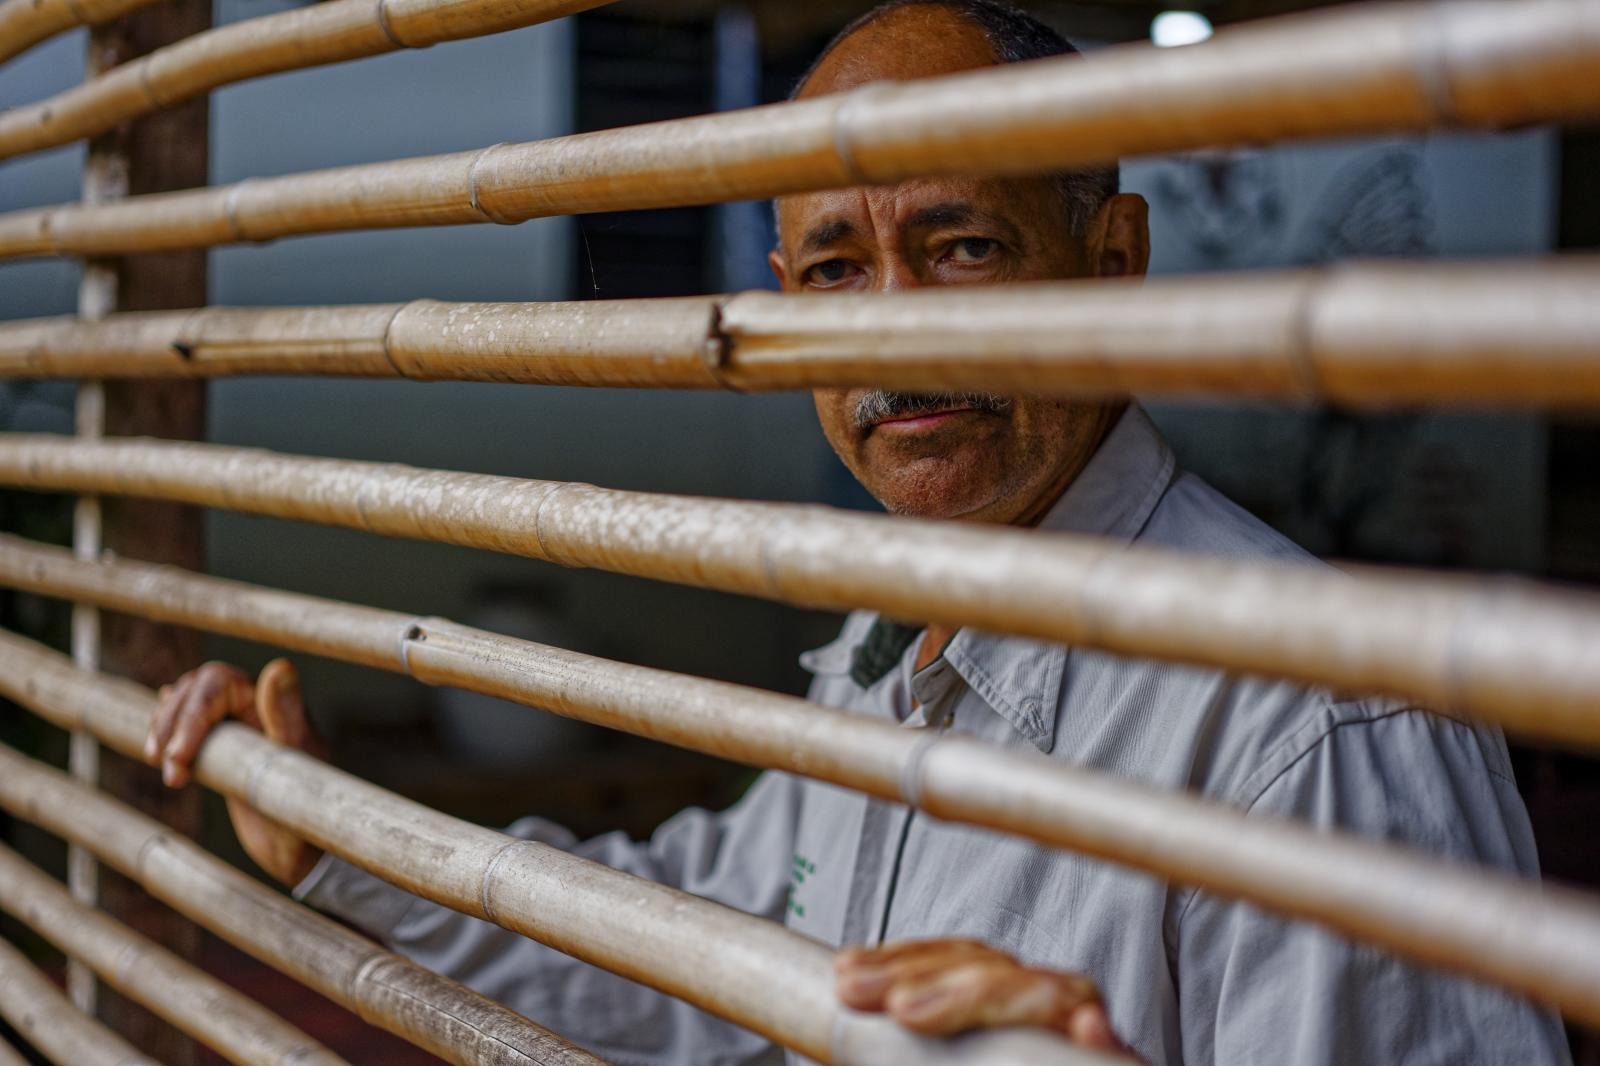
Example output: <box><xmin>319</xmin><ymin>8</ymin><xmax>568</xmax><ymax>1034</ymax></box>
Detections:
<box><xmin>874</xmin><ymin>255</ymin><xmax>922</xmax><ymax>293</ymax></box>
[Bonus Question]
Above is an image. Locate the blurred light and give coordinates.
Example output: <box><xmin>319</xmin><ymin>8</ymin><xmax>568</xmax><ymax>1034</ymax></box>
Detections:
<box><xmin>1151</xmin><ymin>10</ymin><xmax>1214</xmax><ymax>47</ymax></box>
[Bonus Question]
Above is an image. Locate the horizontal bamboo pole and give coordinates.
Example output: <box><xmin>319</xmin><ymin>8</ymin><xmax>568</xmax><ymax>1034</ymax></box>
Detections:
<box><xmin>3</xmin><ymin>539</ymin><xmax>1600</xmax><ymax>1024</ymax></box>
<box><xmin>0</xmin><ymin>934</ymin><xmax>157</xmax><ymax>1066</ymax></box>
<box><xmin>0</xmin><ymin>841</ymin><xmax>348</xmax><ymax>1066</ymax></box>
<box><xmin>0</xmin><ymin>755</ymin><xmax>606</xmax><ymax>1064</ymax></box>
<box><xmin>0</xmin><ymin>0</ymin><xmax>161</xmax><ymax>66</ymax></box>
<box><xmin>0</xmin><ymin>629</ymin><xmax>1106</xmax><ymax>1066</ymax></box>
<box><xmin>0</xmin><ymin>261</ymin><xmax>1597</xmax><ymax>406</ymax></box>
<box><xmin>1</xmin><ymin>0</ymin><xmax>1596</xmax><ymax>258</ymax></box>
<box><xmin>0</xmin><ymin>437</ymin><xmax>1595</xmax><ymax>748</ymax></box>
<box><xmin>0</xmin><ymin>0</ymin><xmax>610</xmax><ymax>160</ymax></box>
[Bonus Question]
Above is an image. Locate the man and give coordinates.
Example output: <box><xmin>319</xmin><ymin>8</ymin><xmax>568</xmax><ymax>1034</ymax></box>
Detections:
<box><xmin>146</xmin><ymin>2</ymin><xmax>1569</xmax><ymax>1063</ymax></box>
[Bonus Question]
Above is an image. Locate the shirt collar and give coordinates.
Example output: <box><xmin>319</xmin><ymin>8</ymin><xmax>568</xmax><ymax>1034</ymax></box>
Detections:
<box><xmin>801</xmin><ymin>403</ymin><xmax>1177</xmax><ymax>752</ymax></box>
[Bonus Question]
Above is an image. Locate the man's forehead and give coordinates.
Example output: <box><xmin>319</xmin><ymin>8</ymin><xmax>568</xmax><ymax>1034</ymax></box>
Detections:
<box><xmin>796</xmin><ymin>5</ymin><xmax>999</xmax><ymax>100</ymax></box>
<box><xmin>777</xmin><ymin>177</ymin><xmax>1017</xmax><ymax>248</ymax></box>
<box><xmin>793</xmin><ymin>197</ymin><xmax>987</xmax><ymax>253</ymax></box>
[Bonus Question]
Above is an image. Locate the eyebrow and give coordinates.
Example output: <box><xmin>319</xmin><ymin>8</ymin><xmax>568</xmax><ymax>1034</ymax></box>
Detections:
<box><xmin>905</xmin><ymin>203</ymin><xmax>977</xmax><ymax>229</ymax></box>
<box><xmin>908</xmin><ymin>202</ymin><xmax>1024</xmax><ymax>247</ymax></box>
<box><xmin>798</xmin><ymin>219</ymin><xmax>856</xmax><ymax>256</ymax></box>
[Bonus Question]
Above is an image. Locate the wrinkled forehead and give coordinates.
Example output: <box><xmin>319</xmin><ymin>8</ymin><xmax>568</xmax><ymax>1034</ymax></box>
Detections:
<box><xmin>778</xmin><ymin>177</ymin><xmax>1031</xmax><ymax>251</ymax></box>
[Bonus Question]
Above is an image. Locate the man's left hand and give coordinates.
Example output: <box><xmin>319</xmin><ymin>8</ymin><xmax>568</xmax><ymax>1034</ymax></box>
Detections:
<box><xmin>834</xmin><ymin>939</ymin><xmax>1139</xmax><ymax>1057</ymax></box>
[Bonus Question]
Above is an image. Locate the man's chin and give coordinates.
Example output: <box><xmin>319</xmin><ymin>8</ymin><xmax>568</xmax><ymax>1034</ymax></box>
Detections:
<box><xmin>867</xmin><ymin>465</ymin><xmax>1004</xmax><ymax>521</ymax></box>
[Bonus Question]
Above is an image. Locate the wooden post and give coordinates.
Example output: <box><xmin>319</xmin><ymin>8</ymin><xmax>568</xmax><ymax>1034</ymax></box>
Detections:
<box><xmin>78</xmin><ymin>0</ymin><xmax>210</xmax><ymax>1061</ymax></box>
<box><xmin>67</xmin><ymin>11</ymin><xmax>119</xmax><ymax>1022</ymax></box>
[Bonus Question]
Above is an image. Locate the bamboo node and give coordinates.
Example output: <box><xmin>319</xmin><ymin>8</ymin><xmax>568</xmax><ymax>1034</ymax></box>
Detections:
<box><xmin>467</xmin><ymin>144</ymin><xmax>517</xmax><ymax>226</ymax></box>
<box><xmin>377</xmin><ymin>301</ymin><xmax>414</xmax><ymax>379</ymax></box>
<box><xmin>479</xmin><ymin>837</ymin><xmax>531</xmax><ymax>923</ymax></box>
<box><xmin>830</xmin><ymin>81</ymin><xmax>897</xmax><ymax>185</ymax></box>
<box><xmin>529</xmin><ymin>482</ymin><xmax>575</xmax><ymax>565</ymax></box>
<box><xmin>372</xmin><ymin>0</ymin><xmax>408</xmax><ymax>51</ymax></box>
<box><xmin>132</xmin><ymin>828</ymin><xmax>173</xmax><ymax>877</ymax></box>
<box><xmin>344</xmin><ymin>951</ymin><xmax>386</xmax><ymax>1023</ymax></box>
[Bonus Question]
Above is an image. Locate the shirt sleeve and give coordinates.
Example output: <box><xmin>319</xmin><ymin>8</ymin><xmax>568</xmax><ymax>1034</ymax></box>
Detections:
<box><xmin>1173</xmin><ymin>707</ymin><xmax>1572</xmax><ymax>1066</ymax></box>
<box><xmin>295</xmin><ymin>769</ymin><xmax>803</xmax><ymax>1066</ymax></box>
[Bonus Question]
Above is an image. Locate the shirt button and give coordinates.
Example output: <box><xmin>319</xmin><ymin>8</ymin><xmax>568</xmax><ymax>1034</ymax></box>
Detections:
<box><xmin>1021</xmin><ymin>697</ymin><xmax>1043</xmax><ymax>718</ymax></box>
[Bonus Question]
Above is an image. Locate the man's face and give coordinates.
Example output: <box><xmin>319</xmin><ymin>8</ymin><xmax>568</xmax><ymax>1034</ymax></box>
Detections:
<box><xmin>771</xmin><ymin>6</ymin><xmax>1146</xmax><ymax>524</ymax></box>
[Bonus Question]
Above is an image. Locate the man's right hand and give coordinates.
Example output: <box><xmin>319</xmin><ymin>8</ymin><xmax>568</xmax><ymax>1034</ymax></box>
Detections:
<box><xmin>147</xmin><ymin>659</ymin><xmax>324</xmax><ymax>886</ymax></box>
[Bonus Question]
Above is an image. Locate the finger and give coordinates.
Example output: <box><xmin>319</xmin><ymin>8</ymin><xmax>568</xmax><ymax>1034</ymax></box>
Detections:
<box><xmin>161</xmin><ymin>664</ymin><xmax>253</xmax><ymax>788</ymax></box>
<box><xmin>146</xmin><ymin>673</ymin><xmax>197</xmax><ymax>765</ymax></box>
<box><xmin>255</xmin><ymin>659</ymin><xmax>308</xmax><ymax>748</ymax></box>
<box><xmin>1067</xmin><ymin>1002</ymin><xmax>1130</xmax><ymax>1054</ymax></box>
<box><xmin>836</xmin><ymin>940</ymin><xmax>993</xmax><ymax>1010</ymax></box>
<box><xmin>859</xmin><ymin>943</ymin><xmax>996</xmax><ymax>990</ymax></box>
<box><xmin>836</xmin><ymin>938</ymin><xmax>988</xmax><ymax>973</ymax></box>
<box><xmin>889</xmin><ymin>963</ymin><xmax>1099</xmax><ymax>1037</ymax></box>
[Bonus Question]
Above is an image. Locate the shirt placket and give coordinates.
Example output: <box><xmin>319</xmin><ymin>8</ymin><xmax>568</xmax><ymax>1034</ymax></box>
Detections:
<box><xmin>839</xmin><ymin>658</ymin><xmax>962</xmax><ymax>947</ymax></box>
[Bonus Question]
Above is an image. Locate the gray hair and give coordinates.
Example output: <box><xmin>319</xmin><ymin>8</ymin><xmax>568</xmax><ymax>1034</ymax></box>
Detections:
<box><xmin>790</xmin><ymin>0</ymin><xmax>1118</xmax><ymax>235</ymax></box>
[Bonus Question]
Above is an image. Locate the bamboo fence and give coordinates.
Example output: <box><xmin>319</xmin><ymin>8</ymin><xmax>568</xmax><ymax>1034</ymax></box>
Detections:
<box><xmin>0</xmin><ymin>260</ymin><xmax>1596</xmax><ymax>405</ymax></box>
<box><xmin>1</xmin><ymin>0</ymin><xmax>1598</xmax><ymax>259</ymax></box>
<box><xmin>0</xmin><ymin>0</ymin><xmax>611</xmax><ymax>160</ymax></box>
<box><xmin>0</xmin><ymin>437</ymin><xmax>1596</xmax><ymax>747</ymax></box>
<box><xmin>0</xmin><ymin>841</ymin><xmax>349</xmax><ymax>1066</ymax></box>
<box><xmin>3</xmin><ymin>537</ymin><xmax>1600</xmax><ymax>1024</ymax></box>
<box><xmin>0</xmin><ymin>935</ymin><xmax>158</xmax><ymax>1066</ymax></box>
<box><xmin>0</xmin><ymin>628</ymin><xmax>1112</xmax><ymax>1066</ymax></box>
<box><xmin>0</xmin><ymin>0</ymin><xmax>162</xmax><ymax>65</ymax></box>
<box><xmin>0</xmin><ymin>745</ymin><xmax>605</xmax><ymax>1066</ymax></box>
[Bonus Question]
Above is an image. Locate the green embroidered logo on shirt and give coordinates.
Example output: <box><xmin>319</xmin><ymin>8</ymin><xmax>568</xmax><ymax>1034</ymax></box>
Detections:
<box><xmin>787</xmin><ymin>852</ymin><xmax>817</xmax><ymax>918</ymax></box>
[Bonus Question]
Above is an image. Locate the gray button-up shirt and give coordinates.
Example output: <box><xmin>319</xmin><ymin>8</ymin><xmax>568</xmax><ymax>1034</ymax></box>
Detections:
<box><xmin>298</xmin><ymin>405</ymin><xmax>1569</xmax><ymax>1066</ymax></box>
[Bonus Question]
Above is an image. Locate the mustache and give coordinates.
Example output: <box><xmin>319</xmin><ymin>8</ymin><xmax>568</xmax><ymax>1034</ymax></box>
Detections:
<box><xmin>852</xmin><ymin>390</ymin><xmax>1012</xmax><ymax>431</ymax></box>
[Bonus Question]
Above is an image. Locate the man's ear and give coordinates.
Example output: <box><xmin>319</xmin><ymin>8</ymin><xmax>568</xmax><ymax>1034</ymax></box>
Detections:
<box><xmin>1085</xmin><ymin>193</ymin><xmax>1150</xmax><ymax>279</ymax></box>
<box><xmin>768</xmin><ymin>248</ymin><xmax>793</xmax><ymax>290</ymax></box>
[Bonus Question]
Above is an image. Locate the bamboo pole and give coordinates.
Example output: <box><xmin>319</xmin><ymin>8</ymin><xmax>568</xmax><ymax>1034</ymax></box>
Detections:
<box><xmin>0</xmin><ymin>0</ymin><xmax>610</xmax><ymax>160</ymax></box>
<box><xmin>0</xmin><ymin>935</ymin><xmax>158</xmax><ymax>1066</ymax></box>
<box><xmin>0</xmin><ymin>261</ymin><xmax>1597</xmax><ymax>406</ymax></box>
<box><xmin>0</xmin><ymin>745</ymin><xmax>607</xmax><ymax>1066</ymax></box>
<box><xmin>0</xmin><ymin>629</ymin><xmax>1110</xmax><ymax>1066</ymax></box>
<box><xmin>0</xmin><ymin>0</ymin><xmax>161</xmax><ymax>65</ymax></box>
<box><xmin>2</xmin><ymin>540</ymin><xmax>1600</xmax><ymax>1024</ymax></box>
<box><xmin>0</xmin><ymin>436</ymin><xmax>1595</xmax><ymax>747</ymax></box>
<box><xmin>0</xmin><ymin>842</ymin><xmax>349</xmax><ymax>1066</ymax></box>
<box><xmin>1</xmin><ymin>0</ymin><xmax>1597</xmax><ymax>258</ymax></box>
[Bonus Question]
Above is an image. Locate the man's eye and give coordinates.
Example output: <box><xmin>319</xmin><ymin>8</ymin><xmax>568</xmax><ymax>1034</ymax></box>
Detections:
<box><xmin>948</xmin><ymin>237</ymin><xmax>999</xmax><ymax>263</ymax></box>
<box><xmin>806</xmin><ymin>259</ymin><xmax>856</xmax><ymax>285</ymax></box>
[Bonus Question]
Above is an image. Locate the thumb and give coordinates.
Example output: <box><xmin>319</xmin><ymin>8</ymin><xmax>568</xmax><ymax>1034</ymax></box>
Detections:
<box><xmin>255</xmin><ymin>659</ymin><xmax>309</xmax><ymax>749</ymax></box>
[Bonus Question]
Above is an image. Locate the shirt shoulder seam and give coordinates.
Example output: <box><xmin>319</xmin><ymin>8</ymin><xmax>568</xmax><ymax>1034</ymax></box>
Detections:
<box><xmin>1171</xmin><ymin>703</ymin><xmax>1488</xmax><ymax>928</ymax></box>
